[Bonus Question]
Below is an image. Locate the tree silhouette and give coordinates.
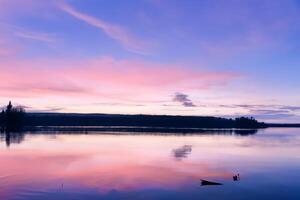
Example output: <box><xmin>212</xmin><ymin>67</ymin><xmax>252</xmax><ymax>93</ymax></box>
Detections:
<box><xmin>0</xmin><ymin>101</ymin><xmax>25</xmax><ymax>132</ymax></box>
<box><xmin>235</xmin><ymin>117</ymin><xmax>264</xmax><ymax>128</ymax></box>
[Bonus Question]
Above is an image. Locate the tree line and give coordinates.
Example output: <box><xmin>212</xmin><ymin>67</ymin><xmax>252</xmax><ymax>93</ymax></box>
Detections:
<box><xmin>0</xmin><ymin>101</ymin><xmax>266</xmax><ymax>131</ymax></box>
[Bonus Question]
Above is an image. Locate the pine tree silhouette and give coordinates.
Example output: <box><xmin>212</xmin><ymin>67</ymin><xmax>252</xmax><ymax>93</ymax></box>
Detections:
<box><xmin>0</xmin><ymin>101</ymin><xmax>25</xmax><ymax>132</ymax></box>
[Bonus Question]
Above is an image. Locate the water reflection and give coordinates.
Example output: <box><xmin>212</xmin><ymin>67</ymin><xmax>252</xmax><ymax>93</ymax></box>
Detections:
<box><xmin>0</xmin><ymin>128</ymin><xmax>300</xmax><ymax>200</ymax></box>
<box><xmin>172</xmin><ymin>145</ymin><xmax>192</xmax><ymax>160</ymax></box>
<box><xmin>0</xmin><ymin>131</ymin><xmax>25</xmax><ymax>147</ymax></box>
<box><xmin>0</xmin><ymin>128</ymin><xmax>259</xmax><ymax>147</ymax></box>
<box><xmin>234</xmin><ymin>129</ymin><xmax>258</xmax><ymax>135</ymax></box>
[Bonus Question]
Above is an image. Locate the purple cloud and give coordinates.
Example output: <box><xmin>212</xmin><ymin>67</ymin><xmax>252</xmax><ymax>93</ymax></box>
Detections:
<box><xmin>173</xmin><ymin>93</ymin><xmax>196</xmax><ymax>107</ymax></box>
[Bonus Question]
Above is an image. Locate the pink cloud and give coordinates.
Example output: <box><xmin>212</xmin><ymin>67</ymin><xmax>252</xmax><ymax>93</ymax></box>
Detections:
<box><xmin>0</xmin><ymin>57</ymin><xmax>238</xmax><ymax>100</ymax></box>
<box><xmin>58</xmin><ymin>2</ymin><xmax>150</xmax><ymax>54</ymax></box>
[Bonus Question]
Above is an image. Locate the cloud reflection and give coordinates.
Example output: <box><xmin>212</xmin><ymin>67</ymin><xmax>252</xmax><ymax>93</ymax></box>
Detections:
<box><xmin>172</xmin><ymin>145</ymin><xmax>192</xmax><ymax>160</ymax></box>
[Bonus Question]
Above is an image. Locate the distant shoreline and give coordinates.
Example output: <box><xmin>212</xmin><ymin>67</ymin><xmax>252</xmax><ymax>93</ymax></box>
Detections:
<box><xmin>23</xmin><ymin>112</ymin><xmax>268</xmax><ymax>129</ymax></box>
<box><xmin>23</xmin><ymin>113</ymin><xmax>300</xmax><ymax>128</ymax></box>
<box><xmin>267</xmin><ymin>123</ymin><xmax>300</xmax><ymax>128</ymax></box>
<box><xmin>22</xmin><ymin>125</ymin><xmax>261</xmax><ymax>132</ymax></box>
<box><xmin>3</xmin><ymin>111</ymin><xmax>299</xmax><ymax>134</ymax></box>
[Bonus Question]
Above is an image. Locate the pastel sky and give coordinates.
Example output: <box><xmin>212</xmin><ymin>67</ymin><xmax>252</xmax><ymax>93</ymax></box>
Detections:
<box><xmin>0</xmin><ymin>0</ymin><xmax>300</xmax><ymax>122</ymax></box>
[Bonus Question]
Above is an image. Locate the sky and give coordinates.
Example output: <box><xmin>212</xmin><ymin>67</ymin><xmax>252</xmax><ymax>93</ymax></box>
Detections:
<box><xmin>0</xmin><ymin>0</ymin><xmax>300</xmax><ymax>123</ymax></box>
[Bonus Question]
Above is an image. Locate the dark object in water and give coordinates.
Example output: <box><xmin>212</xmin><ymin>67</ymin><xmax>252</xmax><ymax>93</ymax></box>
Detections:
<box><xmin>201</xmin><ymin>179</ymin><xmax>223</xmax><ymax>186</ymax></box>
<box><xmin>233</xmin><ymin>174</ymin><xmax>240</xmax><ymax>181</ymax></box>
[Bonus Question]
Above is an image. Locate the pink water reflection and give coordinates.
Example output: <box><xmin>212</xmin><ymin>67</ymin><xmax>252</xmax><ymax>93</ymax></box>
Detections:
<box><xmin>0</xmin><ymin>134</ymin><xmax>234</xmax><ymax>198</ymax></box>
<box><xmin>1</xmin><ymin>130</ymin><xmax>300</xmax><ymax>199</ymax></box>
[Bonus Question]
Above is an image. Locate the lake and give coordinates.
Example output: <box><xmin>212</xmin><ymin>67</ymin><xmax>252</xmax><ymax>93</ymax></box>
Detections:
<box><xmin>0</xmin><ymin>128</ymin><xmax>300</xmax><ymax>200</ymax></box>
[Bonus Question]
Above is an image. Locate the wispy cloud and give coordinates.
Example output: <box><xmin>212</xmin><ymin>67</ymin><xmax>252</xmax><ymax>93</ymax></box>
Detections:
<box><xmin>173</xmin><ymin>93</ymin><xmax>196</xmax><ymax>107</ymax></box>
<box><xmin>58</xmin><ymin>2</ymin><xmax>149</xmax><ymax>54</ymax></box>
<box><xmin>0</xmin><ymin>22</ymin><xmax>58</xmax><ymax>47</ymax></box>
<box><xmin>280</xmin><ymin>106</ymin><xmax>300</xmax><ymax>112</ymax></box>
<box><xmin>249</xmin><ymin>109</ymin><xmax>290</xmax><ymax>115</ymax></box>
<box><xmin>23</xmin><ymin>105</ymin><xmax>65</xmax><ymax>112</ymax></box>
<box><xmin>218</xmin><ymin>104</ymin><xmax>300</xmax><ymax>123</ymax></box>
<box><xmin>14</xmin><ymin>30</ymin><xmax>57</xmax><ymax>43</ymax></box>
<box><xmin>219</xmin><ymin>104</ymin><xmax>300</xmax><ymax>111</ymax></box>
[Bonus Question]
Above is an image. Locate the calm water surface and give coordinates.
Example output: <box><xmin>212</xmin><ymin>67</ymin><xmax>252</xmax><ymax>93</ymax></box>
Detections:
<box><xmin>0</xmin><ymin>128</ymin><xmax>300</xmax><ymax>200</ymax></box>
